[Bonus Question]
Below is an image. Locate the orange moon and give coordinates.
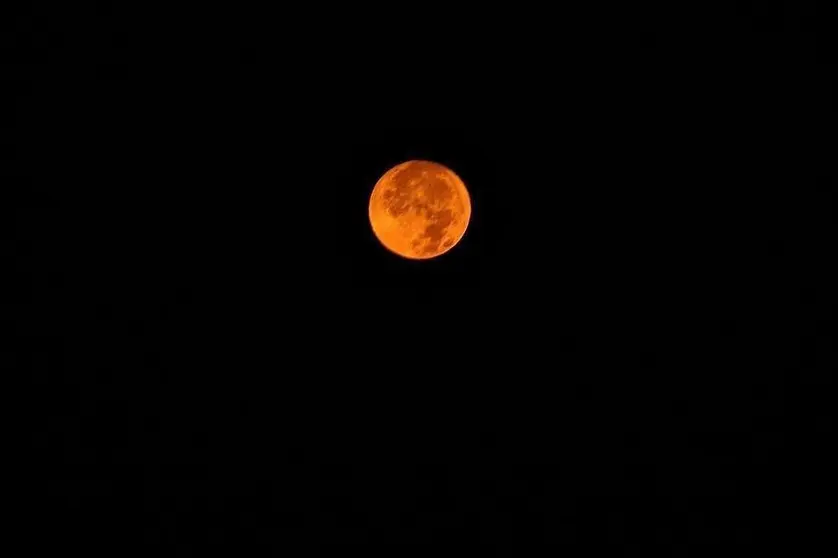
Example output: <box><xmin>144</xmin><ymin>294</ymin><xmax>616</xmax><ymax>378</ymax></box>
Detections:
<box><xmin>368</xmin><ymin>160</ymin><xmax>471</xmax><ymax>260</ymax></box>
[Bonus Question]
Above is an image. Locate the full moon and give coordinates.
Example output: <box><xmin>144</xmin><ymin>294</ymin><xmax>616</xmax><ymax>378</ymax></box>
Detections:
<box><xmin>368</xmin><ymin>160</ymin><xmax>471</xmax><ymax>260</ymax></box>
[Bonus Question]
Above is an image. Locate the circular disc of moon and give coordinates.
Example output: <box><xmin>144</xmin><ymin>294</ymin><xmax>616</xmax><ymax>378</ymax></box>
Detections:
<box><xmin>368</xmin><ymin>160</ymin><xmax>472</xmax><ymax>260</ymax></box>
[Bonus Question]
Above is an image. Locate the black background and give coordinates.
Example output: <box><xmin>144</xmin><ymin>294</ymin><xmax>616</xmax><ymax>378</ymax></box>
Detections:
<box><xmin>16</xmin><ymin>3</ymin><xmax>835</xmax><ymax>553</ymax></box>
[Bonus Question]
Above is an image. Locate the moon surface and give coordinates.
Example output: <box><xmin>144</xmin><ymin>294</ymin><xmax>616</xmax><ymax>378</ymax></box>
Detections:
<box><xmin>368</xmin><ymin>160</ymin><xmax>472</xmax><ymax>259</ymax></box>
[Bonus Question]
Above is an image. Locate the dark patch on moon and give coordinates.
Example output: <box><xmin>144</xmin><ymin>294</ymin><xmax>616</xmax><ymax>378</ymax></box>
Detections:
<box><xmin>423</xmin><ymin>175</ymin><xmax>454</xmax><ymax>205</ymax></box>
<box><xmin>419</xmin><ymin>208</ymin><xmax>455</xmax><ymax>255</ymax></box>
<box><xmin>383</xmin><ymin>163</ymin><xmax>422</xmax><ymax>219</ymax></box>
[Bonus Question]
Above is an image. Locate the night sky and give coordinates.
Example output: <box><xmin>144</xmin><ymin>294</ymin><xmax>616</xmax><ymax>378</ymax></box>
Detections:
<box><xmin>19</xmin><ymin>4</ymin><xmax>835</xmax><ymax>553</ymax></box>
